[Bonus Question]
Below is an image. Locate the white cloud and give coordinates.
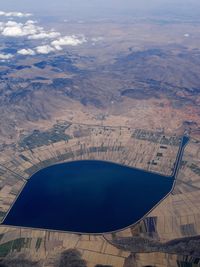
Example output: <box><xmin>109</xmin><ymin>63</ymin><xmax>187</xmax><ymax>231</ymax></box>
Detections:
<box><xmin>2</xmin><ymin>25</ymin><xmax>24</xmax><ymax>37</ymax></box>
<box><xmin>35</xmin><ymin>45</ymin><xmax>55</xmax><ymax>54</ymax></box>
<box><xmin>91</xmin><ymin>37</ymin><xmax>104</xmax><ymax>42</ymax></box>
<box><xmin>51</xmin><ymin>35</ymin><xmax>87</xmax><ymax>50</ymax></box>
<box><xmin>25</xmin><ymin>20</ymin><xmax>37</xmax><ymax>25</ymax></box>
<box><xmin>0</xmin><ymin>11</ymin><xmax>32</xmax><ymax>17</ymax></box>
<box><xmin>17</xmin><ymin>48</ymin><xmax>35</xmax><ymax>55</ymax></box>
<box><xmin>5</xmin><ymin>21</ymin><xmax>19</xmax><ymax>27</ymax></box>
<box><xmin>1</xmin><ymin>20</ymin><xmax>41</xmax><ymax>37</ymax></box>
<box><xmin>0</xmin><ymin>20</ymin><xmax>61</xmax><ymax>42</ymax></box>
<box><xmin>0</xmin><ymin>53</ymin><xmax>13</xmax><ymax>60</ymax></box>
<box><xmin>0</xmin><ymin>22</ymin><xmax>4</xmax><ymax>31</ymax></box>
<box><xmin>28</xmin><ymin>31</ymin><xmax>60</xmax><ymax>40</ymax></box>
<box><xmin>0</xmin><ymin>14</ymin><xmax>88</xmax><ymax>58</ymax></box>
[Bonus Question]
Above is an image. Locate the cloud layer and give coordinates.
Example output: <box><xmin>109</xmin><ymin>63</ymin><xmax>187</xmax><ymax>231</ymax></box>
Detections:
<box><xmin>0</xmin><ymin>10</ymin><xmax>91</xmax><ymax>59</ymax></box>
<box><xmin>51</xmin><ymin>35</ymin><xmax>86</xmax><ymax>50</ymax></box>
<box><xmin>17</xmin><ymin>48</ymin><xmax>35</xmax><ymax>55</ymax></box>
<box><xmin>0</xmin><ymin>20</ymin><xmax>58</xmax><ymax>38</ymax></box>
<box><xmin>35</xmin><ymin>45</ymin><xmax>55</xmax><ymax>54</ymax></box>
<box><xmin>0</xmin><ymin>53</ymin><xmax>13</xmax><ymax>59</ymax></box>
<box><xmin>0</xmin><ymin>11</ymin><xmax>31</xmax><ymax>17</ymax></box>
<box><xmin>28</xmin><ymin>31</ymin><xmax>60</xmax><ymax>40</ymax></box>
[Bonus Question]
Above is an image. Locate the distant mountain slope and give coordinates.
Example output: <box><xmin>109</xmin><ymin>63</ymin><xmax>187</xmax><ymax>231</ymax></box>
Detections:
<box><xmin>0</xmin><ymin>46</ymin><xmax>200</xmax><ymax>142</ymax></box>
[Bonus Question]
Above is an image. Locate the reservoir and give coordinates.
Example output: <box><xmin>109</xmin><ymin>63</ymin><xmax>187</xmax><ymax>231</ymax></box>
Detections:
<box><xmin>3</xmin><ymin>136</ymin><xmax>189</xmax><ymax>233</ymax></box>
<box><xmin>3</xmin><ymin>160</ymin><xmax>173</xmax><ymax>233</ymax></box>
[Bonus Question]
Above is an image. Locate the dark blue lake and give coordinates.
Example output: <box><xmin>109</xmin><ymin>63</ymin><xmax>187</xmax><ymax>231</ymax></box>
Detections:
<box><xmin>3</xmin><ymin>160</ymin><xmax>174</xmax><ymax>233</ymax></box>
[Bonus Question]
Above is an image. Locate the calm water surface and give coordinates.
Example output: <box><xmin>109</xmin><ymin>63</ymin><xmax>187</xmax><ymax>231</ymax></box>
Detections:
<box><xmin>4</xmin><ymin>160</ymin><xmax>174</xmax><ymax>233</ymax></box>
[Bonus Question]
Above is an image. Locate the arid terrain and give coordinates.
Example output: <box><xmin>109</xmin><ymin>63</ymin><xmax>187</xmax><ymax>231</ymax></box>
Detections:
<box><xmin>1</xmin><ymin>20</ymin><xmax>200</xmax><ymax>146</ymax></box>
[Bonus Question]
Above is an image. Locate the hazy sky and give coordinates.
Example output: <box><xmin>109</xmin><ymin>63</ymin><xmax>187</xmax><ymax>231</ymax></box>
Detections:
<box><xmin>0</xmin><ymin>0</ymin><xmax>200</xmax><ymax>19</ymax></box>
